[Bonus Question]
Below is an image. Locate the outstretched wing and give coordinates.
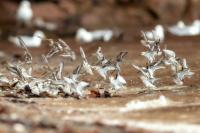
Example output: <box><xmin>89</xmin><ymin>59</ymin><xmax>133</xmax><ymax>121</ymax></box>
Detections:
<box><xmin>18</xmin><ymin>37</ymin><xmax>32</xmax><ymax>64</ymax></box>
<box><xmin>80</xmin><ymin>47</ymin><xmax>87</xmax><ymax>61</ymax></box>
<box><xmin>116</xmin><ymin>51</ymin><xmax>128</xmax><ymax>62</ymax></box>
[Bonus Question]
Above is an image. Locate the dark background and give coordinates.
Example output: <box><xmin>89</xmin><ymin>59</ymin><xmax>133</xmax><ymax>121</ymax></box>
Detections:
<box><xmin>0</xmin><ymin>0</ymin><xmax>199</xmax><ymax>38</ymax></box>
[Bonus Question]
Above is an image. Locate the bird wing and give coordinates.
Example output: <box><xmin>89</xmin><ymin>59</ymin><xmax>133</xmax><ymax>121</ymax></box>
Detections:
<box><xmin>141</xmin><ymin>51</ymin><xmax>155</xmax><ymax>63</ymax></box>
<box><xmin>82</xmin><ymin>61</ymin><xmax>93</xmax><ymax>75</ymax></box>
<box><xmin>132</xmin><ymin>64</ymin><xmax>141</xmax><ymax>71</ymax></box>
<box><xmin>63</xmin><ymin>77</ymin><xmax>74</xmax><ymax>84</ymax></box>
<box><xmin>80</xmin><ymin>47</ymin><xmax>87</xmax><ymax>61</ymax></box>
<box><xmin>77</xmin><ymin>81</ymin><xmax>89</xmax><ymax>91</ymax></box>
<box><xmin>116</xmin><ymin>52</ymin><xmax>128</xmax><ymax>62</ymax></box>
<box><xmin>98</xmin><ymin>67</ymin><xmax>107</xmax><ymax>80</ymax></box>
<box><xmin>163</xmin><ymin>49</ymin><xmax>176</xmax><ymax>58</ymax></box>
<box><xmin>181</xmin><ymin>58</ymin><xmax>188</xmax><ymax>69</ymax></box>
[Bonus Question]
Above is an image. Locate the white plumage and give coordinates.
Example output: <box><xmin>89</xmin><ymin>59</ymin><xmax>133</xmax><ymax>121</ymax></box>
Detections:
<box><xmin>76</xmin><ymin>28</ymin><xmax>113</xmax><ymax>43</ymax></box>
<box><xmin>132</xmin><ymin>63</ymin><xmax>163</xmax><ymax>89</ymax></box>
<box><xmin>163</xmin><ymin>49</ymin><xmax>179</xmax><ymax>72</ymax></box>
<box><xmin>163</xmin><ymin>49</ymin><xmax>176</xmax><ymax>59</ymax></box>
<box><xmin>132</xmin><ymin>63</ymin><xmax>163</xmax><ymax>79</ymax></box>
<box><xmin>95</xmin><ymin>47</ymin><xmax>105</xmax><ymax>62</ymax></box>
<box><xmin>9</xmin><ymin>31</ymin><xmax>45</xmax><ymax>47</ymax></box>
<box><xmin>141</xmin><ymin>51</ymin><xmax>157</xmax><ymax>64</ymax></box>
<box><xmin>0</xmin><ymin>73</ymin><xmax>9</xmax><ymax>84</ymax></box>
<box><xmin>109</xmin><ymin>73</ymin><xmax>126</xmax><ymax>90</ymax></box>
<box><xmin>168</xmin><ymin>20</ymin><xmax>200</xmax><ymax>36</ymax></box>
<box><xmin>173</xmin><ymin>58</ymin><xmax>194</xmax><ymax>85</ymax></box>
<box><xmin>173</xmin><ymin>69</ymin><xmax>194</xmax><ymax>85</ymax></box>
<box><xmin>145</xmin><ymin>25</ymin><xmax>165</xmax><ymax>43</ymax></box>
<box><xmin>76</xmin><ymin>28</ymin><xmax>93</xmax><ymax>43</ymax></box>
<box><xmin>80</xmin><ymin>47</ymin><xmax>93</xmax><ymax>75</ymax></box>
<box><xmin>140</xmin><ymin>75</ymin><xmax>157</xmax><ymax>89</ymax></box>
<box><xmin>132</xmin><ymin>64</ymin><xmax>150</xmax><ymax>78</ymax></box>
<box><xmin>17</xmin><ymin>0</ymin><xmax>33</xmax><ymax>25</ymax></box>
<box><xmin>93</xmin><ymin>65</ymin><xmax>115</xmax><ymax>80</ymax></box>
<box><xmin>181</xmin><ymin>58</ymin><xmax>188</xmax><ymax>69</ymax></box>
<box><xmin>95</xmin><ymin>47</ymin><xmax>110</xmax><ymax>66</ymax></box>
<box><xmin>75</xmin><ymin>81</ymin><xmax>89</xmax><ymax>96</ymax></box>
<box><xmin>63</xmin><ymin>77</ymin><xmax>89</xmax><ymax>97</ymax></box>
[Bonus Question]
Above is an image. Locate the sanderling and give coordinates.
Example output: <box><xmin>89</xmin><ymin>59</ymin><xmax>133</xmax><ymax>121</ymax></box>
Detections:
<box><xmin>16</xmin><ymin>0</ymin><xmax>33</xmax><ymax>26</ymax></box>
<box><xmin>9</xmin><ymin>31</ymin><xmax>45</xmax><ymax>47</ymax></box>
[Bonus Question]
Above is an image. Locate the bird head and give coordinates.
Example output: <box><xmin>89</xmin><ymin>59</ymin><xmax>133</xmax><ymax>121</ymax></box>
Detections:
<box><xmin>76</xmin><ymin>28</ymin><xmax>88</xmax><ymax>37</ymax></box>
<box><xmin>155</xmin><ymin>25</ymin><xmax>164</xmax><ymax>33</ymax></box>
<box><xmin>193</xmin><ymin>20</ymin><xmax>200</xmax><ymax>26</ymax></box>
<box><xmin>177</xmin><ymin>21</ymin><xmax>185</xmax><ymax>28</ymax></box>
<box><xmin>21</xmin><ymin>0</ymin><xmax>31</xmax><ymax>7</ymax></box>
<box><xmin>33</xmin><ymin>30</ymin><xmax>45</xmax><ymax>39</ymax></box>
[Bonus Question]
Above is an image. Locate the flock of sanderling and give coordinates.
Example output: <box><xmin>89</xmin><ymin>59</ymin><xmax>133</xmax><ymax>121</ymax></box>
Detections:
<box><xmin>132</xmin><ymin>31</ymin><xmax>194</xmax><ymax>90</ymax></box>
<box><xmin>0</xmin><ymin>36</ymin><xmax>129</xmax><ymax>98</ymax></box>
<box><xmin>0</xmin><ymin>28</ymin><xmax>194</xmax><ymax>98</ymax></box>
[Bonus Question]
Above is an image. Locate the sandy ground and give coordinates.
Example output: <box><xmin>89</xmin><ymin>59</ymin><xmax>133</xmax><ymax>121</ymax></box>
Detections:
<box><xmin>0</xmin><ymin>35</ymin><xmax>200</xmax><ymax>133</ymax></box>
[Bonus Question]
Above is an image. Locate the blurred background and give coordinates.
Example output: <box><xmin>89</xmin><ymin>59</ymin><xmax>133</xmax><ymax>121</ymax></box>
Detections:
<box><xmin>0</xmin><ymin>0</ymin><xmax>200</xmax><ymax>41</ymax></box>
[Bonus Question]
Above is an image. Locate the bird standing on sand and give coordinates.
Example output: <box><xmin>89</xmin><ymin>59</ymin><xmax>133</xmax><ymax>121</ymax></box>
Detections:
<box><xmin>16</xmin><ymin>0</ymin><xmax>33</xmax><ymax>26</ymax></box>
<box><xmin>9</xmin><ymin>30</ymin><xmax>45</xmax><ymax>47</ymax></box>
<box><xmin>63</xmin><ymin>65</ymin><xmax>89</xmax><ymax>97</ymax></box>
<box><xmin>168</xmin><ymin>20</ymin><xmax>200</xmax><ymax>36</ymax></box>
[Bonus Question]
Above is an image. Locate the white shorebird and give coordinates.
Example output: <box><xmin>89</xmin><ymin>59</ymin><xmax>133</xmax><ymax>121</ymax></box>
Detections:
<box><xmin>132</xmin><ymin>63</ymin><xmax>163</xmax><ymax>89</ymax></box>
<box><xmin>133</xmin><ymin>63</ymin><xmax>157</xmax><ymax>88</ymax></box>
<box><xmin>74</xmin><ymin>81</ymin><xmax>89</xmax><ymax>96</ymax></box>
<box><xmin>16</xmin><ymin>0</ymin><xmax>33</xmax><ymax>26</ymax></box>
<box><xmin>173</xmin><ymin>58</ymin><xmax>194</xmax><ymax>85</ymax></box>
<box><xmin>144</xmin><ymin>25</ymin><xmax>165</xmax><ymax>43</ymax></box>
<box><xmin>76</xmin><ymin>28</ymin><xmax>113</xmax><ymax>43</ymax></box>
<box><xmin>63</xmin><ymin>72</ymin><xmax>89</xmax><ymax>96</ymax></box>
<box><xmin>132</xmin><ymin>63</ymin><xmax>163</xmax><ymax>80</ymax></box>
<box><xmin>9</xmin><ymin>31</ymin><xmax>45</xmax><ymax>47</ymax></box>
<box><xmin>173</xmin><ymin>69</ymin><xmax>194</xmax><ymax>85</ymax></box>
<box><xmin>141</xmin><ymin>30</ymin><xmax>162</xmax><ymax>53</ymax></box>
<box><xmin>109</xmin><ymin>73</ymin><xmax>126</xmax><ymax>90</ymax></box>
<box><xmin>168</xmin><ymin>20</ymin><xmax>200</xmax><ymax>36</ymax></box>
<box><xmin>63</xmin><ymin>65</ymin><xmax>89</xmax><ymax>97</ymax></box>
<box><xmin>162</xmin><ymin>49</ymin><xmax>179</xmax><ymax>72</ymax></box>
<box><xmin>64</xmin><ymin>76</ymin><xmax>89</xmax><ymax>97</ymax></box>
